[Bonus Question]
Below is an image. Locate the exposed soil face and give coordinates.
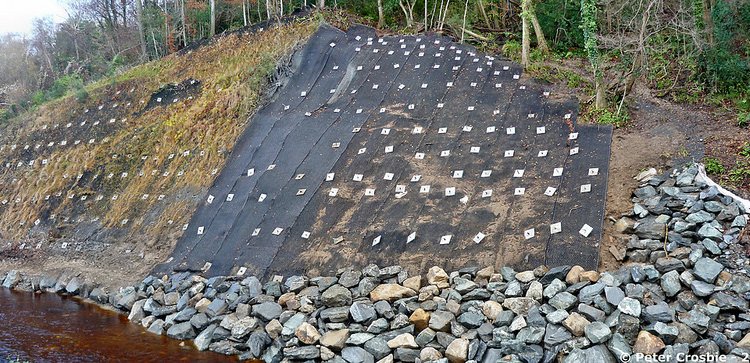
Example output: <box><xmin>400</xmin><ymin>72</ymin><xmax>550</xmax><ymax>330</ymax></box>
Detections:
<box><xmin>598</xmin><ymin>85</ymin><xmax>749</xmax><ymax>270</ymax></box>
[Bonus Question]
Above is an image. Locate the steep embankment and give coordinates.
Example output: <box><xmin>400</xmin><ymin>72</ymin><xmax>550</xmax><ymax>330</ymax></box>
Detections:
<box><xmin>0</xmin><ymin>17</ymin><xmax>318</xmax><ymax>287</ymax></box>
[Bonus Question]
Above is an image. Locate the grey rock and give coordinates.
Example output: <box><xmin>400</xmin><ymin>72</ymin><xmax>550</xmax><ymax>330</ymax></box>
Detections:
<box><xmin>193</xmin><ymin>324</ymin><xmax>216</xmax><ymax>351</ymax></box>
<box><xmin>578</xmin><ymin>304</ymin><xmax>606</xmax><ymax>322</ymax></box>
<box><xmin>284</xmin><ymin>275</ymin><xmax>307</xmax><ymax>293</ymax></box>
<box><xmin>679</xmin><ymin>309</ymin><xmax>711</xmax><ymax>334</ymax></box>
<box><xmin>691</xmin><ymin>280</ymin><xmax>716</xmax><ymax>297</ymax></box>
<box><xmin>584</xmin><ymin>322</ymin><xmax>611</xmax><ymax>344</ymax></box>
<box><xmin>578</xmin><ymin>283</ymin><xmax>605</xmax><ymax>304</ymax></box>
<box><xmin>607</xmin><ymin>333</ymin><xmax>632</xmax><ymax>360</ymax></box>
<box><xmin>604</xmin><ymin>286</ymin><xmax>625</xmax><ymax>306</ymax></box>
<box><xmin>253</xmin><ymin>301</ymin><xmax>282</xmax><ymax>321</ymax></box>
<box><xmin>698</xmin><ymin>224</ymin><xmax>723</xmax><ymax>241</ymax></box>
<box><xmin>429</xmin><ymin>310</ymin><xmax>454</xmax><ymax>332</ymax></box>
<box><xmin>687</xmin><ymin>210</ymin><xmax>714</xmax><ymax>224</ymax></box>
<box><xmin>617</xmin><ymin>297</ymin><xmax>641</xmax><ymax>317</ymax></box>
<box><xmin>205</xmin><ymin>299</ymin><xmax>227</xmax><ymax>317</ymax></box>
<box><xmin>2</xmin><ymin>270</ymin><xmax>20</xmax><ymax>289</ymax></box>
<box><xmin>643</xmin><ymin>302</ymin><xmax>673</xmax><ymax>323</ymax></box>
<box><xmin>350</xmin><ymin>301</ymin><xmax>377</xmax><ymax>323</ymax></box>
<box><xmin>635</xmin><ymin>217</ymin><xmax>666</xmax><ymax>239</ymax></box>
<box><xmin>166</xmin><ymin>321</ymin><xmax>196</xmax><ymax>340</ymax></box>
<box><xmin>540</xmin><ymin>266</ymin><xmax>572</xmax><ymax>284</ymax></box>
<box><xmin>660</xmin><ymin>270</ymin><xmax>682</xmax><ymax>297</ymax></box>
<box><xmin>246</xmin><ymin>330</ymin><xmax>271</xmax><ymax>358</ymax></box>
<box><xmin>283</xmin><ymin>346</ymin><xmax>320</xmax><ymax>360</ymax></box>
<box><xmin>693</xmin><ymin>258</ymin><xmax>724</xmax><ymax>283</ymax></box>
<box><xmin>655</xmin><ymin>258</ymin><xmax>685</xmax><ymax>273</ymax></box>
<box><xmin>546</xmin><ymin>310</ymin><xmax>569</xmax><ymax>325</ymax></box>
<box><xmin>339</xmin><ymin>270</ymin><xmax>362</xmax><ymax>288</ymax></box>
<box><xmin>342</xmin><ymin>346</ymin><xmax>375</xmax><ymax>363</ymax></box>
<box><xmin>322</xmin><ymin>284</ymin><xmax>353</xmax><ymax>307</ymax></box>
<box><xmin>457</xmin><ymin>311</ymin><xmax>485</xmax><ymax>329</ymax></box>
<box><xmin>653</xmin><ymin>322</ymin><xmax>679</xmax><ymax>344</ymax></box>
<box><xmin>321</xmin><ymin>306</ymin><xmax>350</xmax><ymax>322</ymax></box>
<box><xmin>517</xmin><ymin>326</ymin><xmax>545</xmax><ymax>344</ymax></box>
<box><xmin>549</xmin><ymin>292</ymin><xmax>578</xmax><ymax>311</ymax></box>
<box><xmin>364</xmin><ymin>337</ymin><xmax>390</xmax><ymax>360</ymax></box>
<box><xmin>544</xmin><ymin>324</ymin><xmax>573</xmax><ymax>346</ymax></box>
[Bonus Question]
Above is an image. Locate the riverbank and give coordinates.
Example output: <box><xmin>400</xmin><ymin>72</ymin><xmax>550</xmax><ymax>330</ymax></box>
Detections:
<box><xmin>2</xmin><ymin>164</ymin><xmax>748</xmax><ymax>362</ymax></box>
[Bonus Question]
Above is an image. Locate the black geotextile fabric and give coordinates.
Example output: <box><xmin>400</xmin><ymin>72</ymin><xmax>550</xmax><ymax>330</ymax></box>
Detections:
<box><xmin>156</xmin><ymin>25</ymin><xmax>613</xmax><ymax>278</ymax></box>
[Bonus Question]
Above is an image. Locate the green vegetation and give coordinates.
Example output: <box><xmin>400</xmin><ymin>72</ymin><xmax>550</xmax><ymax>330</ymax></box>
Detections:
<box><xmin>704</xmin><ymin>157</ymin><xmax>726</xmax><ymax>175</ymax></box>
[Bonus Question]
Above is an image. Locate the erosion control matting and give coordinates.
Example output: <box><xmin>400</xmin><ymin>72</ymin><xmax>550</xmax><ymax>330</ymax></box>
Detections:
<box><xmin>155</xmin><ymin>24</ymin><xmax>613</xmax><ymax>278</ymax></box>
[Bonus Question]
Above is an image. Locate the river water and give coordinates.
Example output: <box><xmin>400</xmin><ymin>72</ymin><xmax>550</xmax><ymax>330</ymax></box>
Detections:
<box><xmin>0</xmin><ymin>288</ymin><xmax>237</xmax><ymax>362</ymax></box>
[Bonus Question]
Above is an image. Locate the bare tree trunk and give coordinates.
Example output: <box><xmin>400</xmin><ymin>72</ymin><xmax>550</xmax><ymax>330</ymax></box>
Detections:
<box><xmin>702</xmin><ymin>0</ymin><xmax>714</xmax><ymax>47</ymax></box>
<box><xmin>181</xmin><ymin>0</ymin><xmax>188</xmax><ymax>47</ymax></box>
<box><xmin>210</xmin><ymin>0</ymin><xmax>216</xmax><ymax>36</ymax></box>
<box><xmin>521</xmin><ymin>0</ymin><xmax>531</xmax><ymax>67</ymax></box>
<box><xmin>595</xmin><ymin>79</ymin><xmax>606</xmax><ymax>109</ymax></box>
<box><xmin>243</xmin><ymin>0</ymin><xmax>248</xmax><ymax>26</ymax></box>
<box><xmin>134</xmin><ymin>0</ymin><xmax>147</xmax><ymax>60</ymax></box>
<box><xmin>377</xmin><ymin>0</ymin><xmax>385</xmax><ymax>28</ymax></box>
<box><xmin>530</xmin><ymin>10</ymin><xmax>548</xmax><ymax>53</ymax></box>
<box><xmin>460</xmin><ymin>0</ymin><xmax>469</xmax><ymax>43</ymax></box>
<box><xmin>399</xmin><ymin>0</ymin><xmax>414</xmax><ymax>28</ymax></box>
<box><xmin>317</xmin><ymin>0</ymin><xmax>325</xmax><ymax>9</ymax></box>
<box><xmin>477</xmin><ymin>0</ymin><xmax>491</xmax><ymax>29</ymax></box>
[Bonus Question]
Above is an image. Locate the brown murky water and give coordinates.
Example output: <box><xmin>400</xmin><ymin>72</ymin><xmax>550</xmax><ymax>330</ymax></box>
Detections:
<box><xmin>0</xmin><ymin>288</ymin><xmax>238</xmax><ymax>363</ymax></box>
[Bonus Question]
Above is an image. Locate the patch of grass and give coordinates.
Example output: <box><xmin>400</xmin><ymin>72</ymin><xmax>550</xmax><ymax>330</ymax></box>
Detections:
<box><xmin>502</xmin><ymin>40</ymin><xmax>522</xmax><ymax>63</ymax></box>
<box><xmin>0</xmin><ymin>18</ymin><xmax>320</xmax><ymax>236</ymax></box>
<box><xmin>704</xmin><ymin>157</ymin><xmax>725</xmax><ymax>174</ymax></box>
<box><xmin>740</xmin><ymin>143</ymin><xmax>750</xmax><ymax>158</ymax></box>
<box><xmin>729</xmin><ymin>162</ymin><xmax>750</xmax><ymax>184</ymax></box>
<box><xmin>739</xmin><ymin>112</ymin><xmax>750</xmax><ymax>128</ymax></box>
<box><xmin>586</xmin><ymin>107</ymin><xmax>630</xmax><ymax>128</ymax></box>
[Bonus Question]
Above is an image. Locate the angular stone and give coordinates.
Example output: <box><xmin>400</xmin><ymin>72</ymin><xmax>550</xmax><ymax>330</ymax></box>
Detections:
<box><xmin>369</xmin><ymin>284</ymin><xmax>416</xmax><ymax>302</ymax></box>
<box><xmin>633</xmin><ymin>330</ymin><xmax>665</xmax><ymax>355</ymax></box>
<box><xmin>350</xmin><ymin>301</ymin><xmax>377</xmax><ymax>323</ymax></box>
<box><xmin>322</xmin><ymin>284</ymin><xmax>353</xmax><ymax>307</ymax></box>
<box><xmin>427</xmin><ymin>266</ymin><xmax>449</xmax><ymax>288</ymax></box>
<box><xmin>693</xmin><ymin>258</ymin><xmax>724</xmax><ymax>283</ymax></box>
<box><xmin>563</xmin><ymin>312</ymin><xmax>589</xmax><ymax>337</ymax></box>
<box><xmin>549</xmin><ymin>292</ymin><xmax>577</xmax><ymax>311</ymax></box>
<box><xmin>445</xmin><ymin>338</ymin><xmax>469</xmax><ymax>363</ymax></box>
<box><xmin>618</xmin><ymin>297</ymin><xmax>641</xmax><ymax>317</ymax></box>
<box><xmin>585</xmin><ymin>321</ymin><xmax>611</xmax><ymax>344</ymax></box>
<box><xmin>428</xmin><ymin>310</ymin><xmax>454</xmax><ymax>332</ymax></box>
<box><xmin>660</xmin><ymin>270</ymin><xmax>681</xmax><ymax>297</ymax></box>
<box><xmin>409</xmin><ymin>308</ymin><xmax>430</xmax><ymax>331</ymax></box>
<box><xmin>342</xmin><ymin>346</ymin><xmax>375</xmax><ymax>363</ymax></box>
<box><xmin>166</xmin><ymin>321</ymin><xmax>196</xmax><ymax>340</ymax></box>
<box><xmin>295</xmin><ymin>322</ymin><xmax>320</xmax><ymax>344</ymax></box>
<box><xmin>253</xmin><ymin>301</ymin><xmax>282</xmax><ymax>321</ymax></box>
<box><xmin>321</xmin><ymin>329</ymin><xmax>349</xmax><ymax>350</ymax></box>
<box><xmin>502</xmin><ymin>297</ymin><xmax>540</xmax><ymax>315</ymax></box>
<box><xmin>604</xmin><ymin>286</ymin><xmax>625</xmax><ymax>306</ymax></box>
<box><xmin>284</xmin><ymin>346</ymin><xmax>320</xmax><ymax>360</ymax></box>
<box><xmin>387</xmin><ymin>333</ymin><xmax>418</xmax><ymax>349</ymax></box>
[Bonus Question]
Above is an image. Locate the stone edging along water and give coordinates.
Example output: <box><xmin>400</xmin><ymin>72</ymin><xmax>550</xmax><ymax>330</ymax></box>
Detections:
<box><xmin>2</xmin><ymin>163</ymin><xmax>749</xmax><ymax>363</ymax></box>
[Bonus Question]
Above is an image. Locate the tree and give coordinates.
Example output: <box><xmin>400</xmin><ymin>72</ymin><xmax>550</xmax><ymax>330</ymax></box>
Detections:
<box><xmin>581</xmin><ymin>0</ymin><xmax>605</xmax><ymax>109</ymax></box>
<box><xmin>377</xmin><ymin>0</ymin><xmax>385</xmax><ymax>28</ymax></box>
<box><xmin>134</xmin><ymin>0</ymin><xmax>148</xmax><ymax>59</ymax></box>
<box><xmin>210</xmin><ymin>0</ymin><xmax>216</xmax><ymax>36</ymax></box>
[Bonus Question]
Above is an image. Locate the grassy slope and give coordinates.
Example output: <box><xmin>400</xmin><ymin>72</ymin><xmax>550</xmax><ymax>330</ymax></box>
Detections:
<box><xmin>0</xmin><ymin>18</ymin><xmax>318</xmax><ymax>245</ymax></box>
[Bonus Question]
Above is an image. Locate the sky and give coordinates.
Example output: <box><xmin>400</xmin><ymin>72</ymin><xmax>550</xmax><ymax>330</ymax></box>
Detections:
<box><xmin>0</xmin><ymin>0</ymin><xmax>69</xmax><ymax>35</ymax></box>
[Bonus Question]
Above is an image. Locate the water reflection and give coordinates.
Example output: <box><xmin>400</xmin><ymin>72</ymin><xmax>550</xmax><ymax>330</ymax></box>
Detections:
<box><xmin>0</xmin><ymin>288</ymin><xmax>238</xmax><ymax>362</ymax></box>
